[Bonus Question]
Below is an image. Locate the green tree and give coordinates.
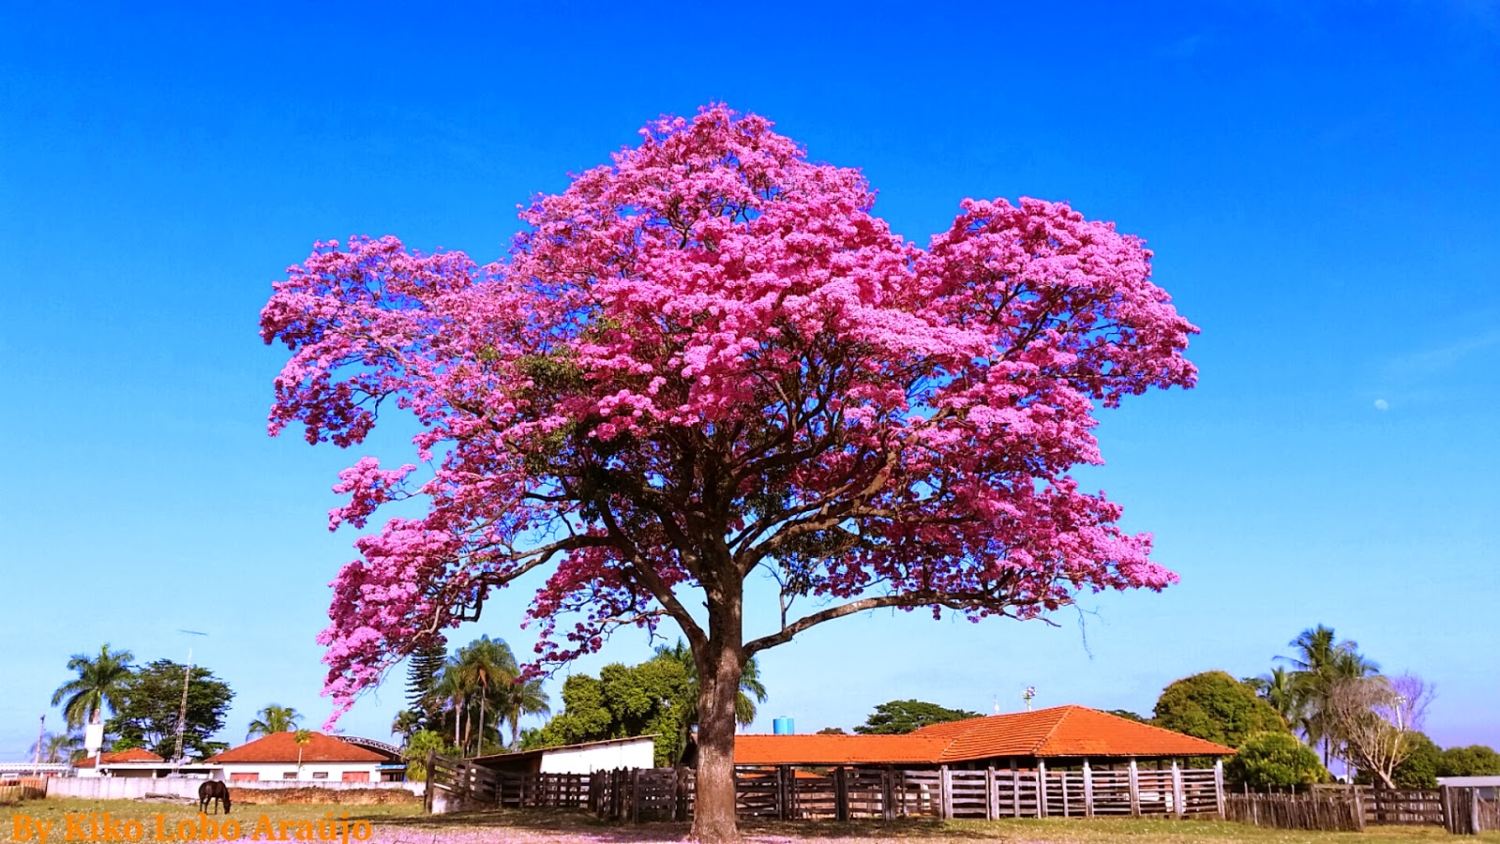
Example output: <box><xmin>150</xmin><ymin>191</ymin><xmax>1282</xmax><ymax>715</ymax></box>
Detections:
<box><xmin>391</xmin><ymin>709</ymin><xmax>423</xmax><ymax>744</ymax></box>
<box><xmin>816</xmin><ymin>727</ymin><xmax>847</xmax><ymax>735</ymax></box>
<box><xmin>402</xmin><ymin>730</ymin><xmax>457</xmax><ymax>782</ymax></box>
<box><xmin>526</xmin><ymin>658</ymin><xmax>695</xmax><ymax>766</ymax></box>
<box><xmin>1152</xmin><ymin>671</ymin><xmax>1289</xmax><ymax>748</ymax></box>
<box><xmin>1250</xmin><ymin>666</ymin><xmax>1306</xmax><ymax>729</ymax></box>
<box><xmin>1280</xmin><ymin>625</ymin><xmax>1377</xmax><ymax>767</ymax></box>
<box><xmin>1384</xmin><ymin>732</ymin><xmax>1441</xmax><ymax>788</ymax></box>
<box><xmin>51</xmin><ymin>644</ymin><xmax>134</xmax><ymax>728</ymax></box>
<box><xmin>494</xmin><ymin>676</ymin><xmax>550</xmax><ymax>749</ymax></box>
<box><xmin>246</xmin><ymin>704</ymin><xmax>300</xmax><ymax>739</ymax></box>
<box><xmin>449</xmin><ymin>636</ymin><xmax>520</xmax><ymax>754</ymax></box>
<box><xmin>1106</xmin><ymin>709</ymin><xmax>1149</xmax><ymax>723</ymax></box>
<box><xmin>652</xmin><ymin>640</ymin><xmax>767</xmax><ymax>759</ymax></box>
<box><xmin>1438</xmin><ymin>745</ymin><xmax>1500</xmax><ymax>777</ymax></box>
<box><xmin>1227</xmin><ymin>731</ymin><xmax>1329</xmax><ymax>788</ymax></box>
<box><xmin>854</xmin><ymin>700</ymin><xmax>982</xmax><ymax>735</ymax></box>
<box><xmin>105</xmin><ymin>659</ymin><xmax>234</xmax><ymax>760</ymax></box>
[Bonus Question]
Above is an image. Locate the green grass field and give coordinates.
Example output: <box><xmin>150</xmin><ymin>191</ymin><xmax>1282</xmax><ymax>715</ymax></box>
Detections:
<box><xmin>5</xmin><ymin>799</ymin><xmax>1498</xmax><ymax>842</ymax></box>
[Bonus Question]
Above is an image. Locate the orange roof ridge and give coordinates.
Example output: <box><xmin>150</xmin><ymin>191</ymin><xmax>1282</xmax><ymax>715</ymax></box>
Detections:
<box><xmin>207</xmin><ymin>731</ymin><xmax>386</xmax><ymax>764</ymax></box>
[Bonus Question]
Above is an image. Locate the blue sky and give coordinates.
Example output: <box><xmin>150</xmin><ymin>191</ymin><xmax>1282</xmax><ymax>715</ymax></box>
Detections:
<box><xmin>2</xmin><ymin>2</ymin><xmax>1497</xmax><ymax>759</ymax></box>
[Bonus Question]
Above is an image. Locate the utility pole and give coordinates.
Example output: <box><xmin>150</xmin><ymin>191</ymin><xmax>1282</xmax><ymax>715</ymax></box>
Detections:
<box><xmin>33</xmin><ymin>714</ymin><xmax>45</xmax><ymax>774</ymax></box>
<box><xmin>173</xmin><ymin>629</ymin><xmax>208</xmax><ymax>767</ymax></box>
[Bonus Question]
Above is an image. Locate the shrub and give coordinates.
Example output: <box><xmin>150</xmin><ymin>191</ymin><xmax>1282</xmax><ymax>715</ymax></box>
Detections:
<box><xmin>1228</xmin><ymin>731</ymin><xmax>1328</xmax><ymax>788</ymax></box>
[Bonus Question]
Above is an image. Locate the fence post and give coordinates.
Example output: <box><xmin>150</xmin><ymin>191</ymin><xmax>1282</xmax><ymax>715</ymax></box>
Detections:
<box><xmin>423</xmin><ymin>751</ymin><xmax>436</xmax><ymax>813</ymax></box>
<box><xmin>882</xmin><ymin>768</ymin><xmax>896</xmax><ymax>821</ymax></box>
<box><xmin>1082</xmin><ymin>759</ymin><xmax>1095</xmax><ymax>819</ymax></box>
<box><xmin>984</xmin><ymin>766</ymin><xmax>996</xmax><ymax>820</ymax></box>
<box><xmin>1213</xmin><ymin>759</ymin><xmax>1225</xmax><ymax>820</ymax></box>
<box><xmin>1127</xmin><ymin>758</ymin><xmax>1141</xmax><ymax>817</ymax></box>
<box><xmin>1037</xmin><ymin>760</ymin><xmax>1047</xmax><ymax>818</ymax></box>
<box><xmin>1170</xmin><ymin>760</ymin><xmax>1184</xmax><ymax>819</ymax></box>
<box><xmin>834</xmin><ymin>766</ymin><xmax>850</xmax><ymax>822</ymax></box>
<box><xmin>939</xmin><ymin>765</ymin><xmax>953</xmax><ymax>820</ymax></box>
<box><xmin>628</xmin><ymin>768</ymin><xmax>641</xmax><ymax>823</ymax></box>
<box><xmin>1006</xmin><ymin>758</ymin><xmax>1018</xmax><ymax>818</ymax></box>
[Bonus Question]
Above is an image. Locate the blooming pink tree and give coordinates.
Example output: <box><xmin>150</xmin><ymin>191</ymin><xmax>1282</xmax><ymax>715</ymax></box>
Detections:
<box><xmin>262</xmin><ymin>105</ymin><xmax>1197</xmax><ymax>842</ymax></box>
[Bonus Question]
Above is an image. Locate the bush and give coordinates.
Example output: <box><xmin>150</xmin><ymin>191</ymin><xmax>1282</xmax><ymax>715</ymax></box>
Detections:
<box><xmin>1228</xmin><ymin>731</ymin><xmax>1328</xmax><ymax>788</ymax></box>
<box><xmin>1153</xmin><ymin>671</ymin><xmax>1290</xmax><ymax>748</ymax></box>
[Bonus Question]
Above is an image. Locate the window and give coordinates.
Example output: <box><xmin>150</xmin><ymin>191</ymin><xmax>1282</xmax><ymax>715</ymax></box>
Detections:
<box><xmin>312</xmin><ymin>771</ymin><xmax>328</xmax><ymax>779</ymax></box>
<box><xmin>283</xmin><ymin>771</ymin><xmax>298</xmax><ymax>780</ymax></box>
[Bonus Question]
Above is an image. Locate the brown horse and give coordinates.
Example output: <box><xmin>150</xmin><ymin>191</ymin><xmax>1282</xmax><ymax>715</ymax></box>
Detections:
<box><xmin>198</xmin><ymin>780</ymin><xmax>231</xmax><ymax>814</ymax></box>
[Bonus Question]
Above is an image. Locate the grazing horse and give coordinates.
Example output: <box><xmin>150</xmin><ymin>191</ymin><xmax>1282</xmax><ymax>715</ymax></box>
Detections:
<box><xmin>198</xmin><ymin>780</ymin><xmax>231</xmax><ymax>815</ymax></box>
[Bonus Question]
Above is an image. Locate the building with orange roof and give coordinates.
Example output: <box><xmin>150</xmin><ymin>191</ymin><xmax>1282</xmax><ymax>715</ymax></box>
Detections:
<box><xmin>735</xmin><ymin>705</ymin><xmax>1233</xmax><ymax>768</ymax></box>
<box><xmin>205</xmin><ymin>731</ymin><xmax>404</xmax><ymax>783</ymax></box>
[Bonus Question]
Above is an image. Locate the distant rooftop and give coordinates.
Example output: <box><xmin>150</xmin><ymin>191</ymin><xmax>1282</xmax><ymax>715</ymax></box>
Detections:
<box><xmin>735</xmin><ymin>705</ymin><xmax>1235</xmax><ymax>766</ymax></box>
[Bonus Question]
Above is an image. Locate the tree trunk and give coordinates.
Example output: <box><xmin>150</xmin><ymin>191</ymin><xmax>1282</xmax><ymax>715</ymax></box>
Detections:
<box><xmin>691</xmin><ymin>589</ymin><xmax>745</xmax><ymax>843</ymax></box>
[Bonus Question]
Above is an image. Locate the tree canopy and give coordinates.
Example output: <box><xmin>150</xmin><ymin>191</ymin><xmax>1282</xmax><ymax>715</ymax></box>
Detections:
<box><xmin>1153</xmin><ymin>670</ymin><xmax>1289</xmax><ymax>748</ymax></box>
<box><xmin>51</xmin><ymin>644</ymin><xmax>134</xmax><ymax>728</ymax></box>
<box><xmin>105</xmin><ymin>659</ymin><xmax>234</xmax><ymax>760</ymax></box>
<box><xmin>1438</xmin><ymin>744</ymin><xmax>1500</xmax><ymax>777</ymax></box>
<box><xmin>262</xmin><ymin>104</ymin><xmax>1197</xmax><ymax>842</ymax></box>
<box><xmin>854</xmin><ymin>700</ymin><xmax>981</xmax><ymax>735</ymax></box>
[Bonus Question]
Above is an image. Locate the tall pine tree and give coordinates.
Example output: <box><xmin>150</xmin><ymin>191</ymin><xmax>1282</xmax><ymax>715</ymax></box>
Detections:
<box><xmin>405</xmin><ymin>639</ymin><xmax>448</xmax><ymax>727</ymax></box>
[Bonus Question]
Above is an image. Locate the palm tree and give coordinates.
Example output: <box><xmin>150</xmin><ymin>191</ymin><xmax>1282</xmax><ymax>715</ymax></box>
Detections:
<box><xmin>246</xmin><ymin>704</ymin><xmax>301</xmax><ymax>740</ymax></box>
<box><xmin>293</xmin><ymin>728</ymin><xmax>313</xmax><ymax>773</ymax></box>
<box><xmin>449</xmin><ymin>637</ymin><xmax>520</xmax><ymax>754</ymax></box>
<box><xmin>432</xmin><ymin>665</ymin><xmax>470</xmax><ymax>750</ymax></box>
<box><xmin>51</xmin><ymin>644</ymin><xmax>134</xmax><ymax>728</ymax></box>
<box><xmin>654</xmin><ymin>640</ymin><xmax>769</xmax><ymax>763</ymax></box>
<box><xmin>494</xmin><ymin>678</ymin><xmax>550</xmax><ymax>748</ymax></box>
<box><xmin>391</xmin><ymin>710</ymin><xmax>423</xmax><ymax>744</ymax></box>
<box><xmin>31</xmin><ymin>732</ymin><xmax>82</xmax><ymax>764</ymax></box>
<box><xmin>1280</xmin><ymin>625</ymin><xmax>1378</xmax><ymax>768</ymax></box>
<box><xmin>1252</xmin><ymin>666</ymin><xmax>1306</xmax><ymax>729</ymax></box>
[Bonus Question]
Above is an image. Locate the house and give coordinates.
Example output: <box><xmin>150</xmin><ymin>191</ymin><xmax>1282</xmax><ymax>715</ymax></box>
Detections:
<box><xmin>471</xmin><ymin>736</ymin><xmax>657</xmax><ymax>776</ymax></box>
<box><xmin>206</xmin><ymin>732</ymin><xmax>403</xmax><ymax>783</ymax></box>
<box><xmin>735</xmin><ymin>705</ymin><xmax>1235</xmax><ymax>771</ymax></box>
<box><xmin>73</xmin><ymin>748</ymin><xmax>200</xmax><ymax>779</ymax></box>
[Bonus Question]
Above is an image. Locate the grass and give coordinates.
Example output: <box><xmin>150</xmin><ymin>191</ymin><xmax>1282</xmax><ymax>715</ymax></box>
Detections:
<box><xmin>4</xmin><ymin>800</ymin><xmax>1498</xmax><ymax>843</ymax></box>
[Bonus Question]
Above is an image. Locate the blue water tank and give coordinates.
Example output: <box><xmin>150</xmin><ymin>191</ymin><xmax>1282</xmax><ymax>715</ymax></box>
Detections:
<box><xmin>772</xmin><ymin>717</ymin><xmax>795</xmax><ymax>735</ymax></box>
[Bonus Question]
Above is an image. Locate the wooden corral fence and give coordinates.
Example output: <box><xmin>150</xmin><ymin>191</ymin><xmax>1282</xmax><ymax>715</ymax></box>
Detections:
<box><xmin>424</xmin><ymin>754</ymin><xmax>588</xmax><ymax>812</ymax></box>
<box><xmin>1442</xmin><ymin>788</ymin><xmax>1500</xmax><ymax>835</ymax></box>
<box><xmin>1229</xmin><ymin>786</ymin><xmax>1500</xmax><ymax>835</ymax></box>
<box><xmin>1226</xmin><ymin>792</ymin><xmax>1365</xmax><ymax>832</ymax></box>
<box><xmin>0</xmin><ymin>778</ymin><xmax>48</xmax><ymax>804</ymax></box>
<box><xmin>564</xmin><ymin>762</ymin><xmax>1223</xmax><ymax>822</ymax></box>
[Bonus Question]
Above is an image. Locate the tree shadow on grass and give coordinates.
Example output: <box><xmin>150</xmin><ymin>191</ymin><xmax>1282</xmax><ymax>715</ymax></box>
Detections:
<box><xmin>356</xmin><ymin>809</ymin><xmax>1000</xmax><ymax>841</ymax></box>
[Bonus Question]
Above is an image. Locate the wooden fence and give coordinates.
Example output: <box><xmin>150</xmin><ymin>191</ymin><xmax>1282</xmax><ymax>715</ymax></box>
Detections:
<box><xmin>0</xmin><ymin>778</ymin><xmax>48</xmax><ymax>804</ymax></box>
<box><xmin>1228</xmin><ymin>786</ymin><xmax>1499</xmax><ymax>834</ymax></box>
<box><xmin>424</xmin><ymin>754</ymin><xmax>589</xmax><ymax>813</ymax></box>
<box><xmin>1226</xmin><ymin>792</ymin><xmax>1365</xmax><ymax>831</ymax></box>
<box><xmin>586</xmin><ymin>764</ymin><xmax>1224</xmax><ymax>822</ymax></box>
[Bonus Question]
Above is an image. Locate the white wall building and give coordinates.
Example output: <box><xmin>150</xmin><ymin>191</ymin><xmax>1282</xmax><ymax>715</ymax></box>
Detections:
<box><xmin>206</xmin><ymin>731</ymin><xmax>399</xmax><ymax>783</ymax></box>
<box><xmin>472</xmin><ymin>736</ymin><xmax>656</xmax><ymax>775</ymax></box>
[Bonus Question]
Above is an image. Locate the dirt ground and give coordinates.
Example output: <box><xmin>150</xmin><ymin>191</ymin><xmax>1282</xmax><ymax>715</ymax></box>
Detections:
<box><xmin>7</xmin><ymin>799</ymin><xmax>1500</xmax><ymax>843</ymax></box>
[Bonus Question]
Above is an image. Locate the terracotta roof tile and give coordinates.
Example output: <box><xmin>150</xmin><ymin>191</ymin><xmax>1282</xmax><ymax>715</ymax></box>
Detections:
<box><xmin>734</xmin><ymin>734</ymin><xmax>949</xmax><ymax>766</ymax></box>
<box><xmin>207</xmin><ymin>732</ymin><xmax>385</xmax><ymax>764</ymax></box>
<box><xmin>75</xmin><ymin>748</ymin><xmax>165</xmax><ymax>768</ymax></box>
<box><xmin>734</xmin><ymin>706</ymin><xmax>1234</xmax><ymax>766</ymax></box>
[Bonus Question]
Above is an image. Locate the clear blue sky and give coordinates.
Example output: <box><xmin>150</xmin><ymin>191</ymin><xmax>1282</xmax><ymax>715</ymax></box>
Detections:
<box><xmin>2</xmin><ymin>2</ymin><xmax>1497</xmax><ymax>759</ymax></box>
